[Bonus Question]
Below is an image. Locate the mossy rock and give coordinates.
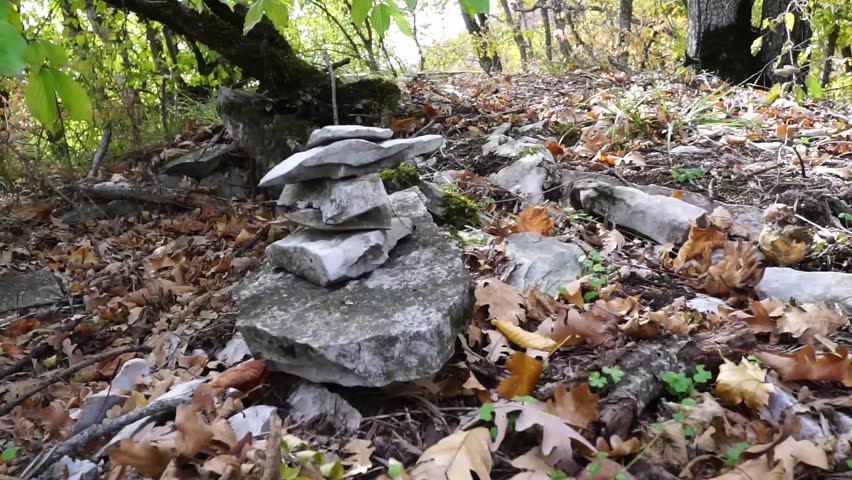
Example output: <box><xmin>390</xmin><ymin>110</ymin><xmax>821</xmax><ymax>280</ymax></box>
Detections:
<box><xmin>440</xmin><ymin>190</ymin><xmax>481</xmax><ymax>230</ymax></box>
<box><xmin>380</xmin><ymin>164</ymin><xmax>420</xmax><ymax>193</ymax></box>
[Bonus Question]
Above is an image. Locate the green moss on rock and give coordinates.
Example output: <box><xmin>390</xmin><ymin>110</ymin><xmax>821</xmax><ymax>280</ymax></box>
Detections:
<box><xmin>380</xmin><ymin>164</ymin><xmax>420</xmax><ymax>193</ymax></box>
<box><xmin>440</xmin><ymin>190</ymin><xmax>481</xmax><ymax>230</ymax></box>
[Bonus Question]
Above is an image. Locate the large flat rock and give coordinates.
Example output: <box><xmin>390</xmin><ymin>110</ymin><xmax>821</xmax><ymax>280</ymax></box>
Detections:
<box><xmin>757</xmin><ymin>268</ymin><xmax>852</xmax><ymax>313</ymax></box>
<box><xmin>0</xmin><ymin>268</ymin><xmax>63</xmax><ymax>313</ymax></box>
<box><xmin>235</xmin><ymin>188</ymin><xmax>474</xmax><ymax>387</ymax></box>
<box><xmin>163</xmin><ymin>143</ymin><xmax>232</xmax><ymax>178</ymax></box>
<box><xmin>307</xmin><ymin>125</ymin><xmax>393</xmax><ymax>148</ymax></box>
<box><xmin>504</xmin><ymin>233</ymin><xmax>584</xmax><ymax>296</ymax></box>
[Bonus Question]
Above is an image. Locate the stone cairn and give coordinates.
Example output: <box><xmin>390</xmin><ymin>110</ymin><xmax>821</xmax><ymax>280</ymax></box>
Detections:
<box><xmin>258</xmin><ymin>125</ymin><xmax>444</xmax><ymax>286</ymax></box>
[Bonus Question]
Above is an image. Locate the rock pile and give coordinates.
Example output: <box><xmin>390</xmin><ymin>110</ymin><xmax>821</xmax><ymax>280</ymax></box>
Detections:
<box><xmin>262</xmin><ymin>125</ymin><xmax>444</xmax><ymax>286</ymax></box>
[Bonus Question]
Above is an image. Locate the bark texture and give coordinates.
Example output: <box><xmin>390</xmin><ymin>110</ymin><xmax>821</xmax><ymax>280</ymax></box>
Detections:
<box><xmin>685</xmin><ymin>0</ymin><xmax>759</xmax><ymax>83</ymax></box>
<box><xmin>759</xmin><ymin>0</ymin><xmax>812</xmax><ymax>86</ymax></box>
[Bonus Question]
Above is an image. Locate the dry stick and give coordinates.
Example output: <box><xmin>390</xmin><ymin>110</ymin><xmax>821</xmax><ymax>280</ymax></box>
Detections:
<box><xmin>261</xmin><ymin>413</ymin><xmax>283</xmax><ymax>480</ymax></box>
<box><xmin>28</xmin><ymin>397</ymin><xmax>188</xmax><ymax>479</ymax></box>
<box><xmin>0</xmin><ymin>345</ymin><xmax>150</xmax><ymax>418</ymax></box>
<box><xmin>0</xmin><ymin>315</ymin><xmax>86</xmax><ymax>382</ymax></box>
<box><xmin>86</xmin><ymin>122</ymin><xmax>112</xmax><ymax>179</ymax></box>
<box><xmin>323</xmin><ymin>51</ymin><xmax>339</xmax><ymax>125</ymax></box>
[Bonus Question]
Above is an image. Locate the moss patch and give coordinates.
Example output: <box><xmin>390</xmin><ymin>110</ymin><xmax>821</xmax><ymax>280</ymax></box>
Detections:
<box><xmin>380</xmin><ymin>164</ymin><xmax>420</xmax><ymax>193</ymax></box>
<box><xmin>440</xmin><ymin>190</ymin><xmax>481</xmax><ymax>230</ymax></box>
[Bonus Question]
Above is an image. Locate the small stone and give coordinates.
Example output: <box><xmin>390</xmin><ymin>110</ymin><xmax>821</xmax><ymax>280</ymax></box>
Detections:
<box><xmin>570</xmin><ymin>180</ymin><xmax>706</xmax><ymax>245</ymax></box>
<box><xmin>757</xmin><ymin>268</ymin><xmax>852</xmax><ymax>313</ymax></box>
<box><xmin>277</xmin><ymin>174</ymin><xmax>389</xmax><ymax>225</ymax></box>
<box><xmin>504</xmin><ymin>233</ymin><xmax>584</xmax><ymax>296</ymax></box>
<box><xmin>0</xmin><ymin>268</ymin><xmax>62</xmax><ymax>313</ymax></box>
<box><xmin>72</xmin><ymin>393</ymin><xmax>129</xmax><ymax>435</ymax></box>
<box><xmin>686</xmin><ymin>295</ymin><xmax>727</xmax><ymax>314</ymax></box>
<box><xmin>379</xmin><ymin>135</ymin><xmax>444</xmax><ymax>158</ymax></box>
<box><xmin>287</xmin><ymin>383</ymin><xmax>362</xmax><ymax>433</ymax></box>
<box><xmin>163</xmin><ymin>143</ymin><xmax>232</xmax><ymax>178</ymax></box>
<box><xmin>307</xmin><ymin>125</ymin><xmax>393</xmax><ymax>148</ymax></box>
<box><xmin>54</xmin><ymin>456</ymin><xmax>99</xmax><ymax>480</ymax></box>
<box><xmin>216</xmin><ymin>334</ymin><xmax>253</xmax><ymax>367</ymax></box>
<box><xmin>228</xmin><ymin>405</ymin><xmax>277</xmax><ymax>439</ymax></box>
<box><xmin>110</xmin><ymin>359</ymin><xmax>150</xmax><ymax>392</ymax></box>
<box><xmin>489</xmin><ymin>152</ymin><xmax>548</xmax><ymax>205</ymax></box>
<box><xmin>429</xmin><ymin>170</ymin><xmax>464</xmax><ymax>186</ymax></box>
<box><xmin>235</xmin><ymin>188</ymin><xmax>474</xmax><ymax>387</ymax></box>
<box><xmin>266</xmin><ymin>217</ymin><xmax>412</xmax><ymax>286</ymax></box>
<box><xmin>670</xmin><ymin>145</ymin><xmax>710</xmax><ymax>155</ymax></box>
<box><xmin>284</xmin><ymin>205</ymin><xmax>392</xmax><ymax>231</ymax></box>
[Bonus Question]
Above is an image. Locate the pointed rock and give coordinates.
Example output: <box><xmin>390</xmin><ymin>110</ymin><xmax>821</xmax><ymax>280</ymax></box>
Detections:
<box><xmin>307</xmin><ymin>125</ymin><xmax>393</xmax><ymax>148</ymax></box>
<box><xmin>277</xmin><ymin>174</ymin><xmax>389</xmax><ymax>224</ymax></box>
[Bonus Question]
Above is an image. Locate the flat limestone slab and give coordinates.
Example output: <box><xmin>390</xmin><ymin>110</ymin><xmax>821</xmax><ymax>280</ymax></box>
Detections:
<box><xmin>307</xmin><ymin>125</ymin><xmax>393</xmax><ymax>148</ymax></box>
<box><xmin>284</xmin><ymin>206</ymin><xmax>392</xmax><ymax>231</ymax></box>
<box><xmin>0</xmin><ymin>269</ymin><xmax>62</xmax><ymax>313</ymax></box>
<box><xmin>504</xmin><ymin>233</ymin><xmax>584</xmax><ymax>295</ymax></box>
<box><xmin>235</xmin><ymin>188</ymin><xmax>474</xmax><ymax>387</ymax></box>
<box><xmin>277</xmin><ymin>174</ymin><xmax>389</xmax><ymax>225</ymax></box>
<box><xmin>757</xmin><ymin>267</ymin><xmax>852</xmax><ymax>313</ymax></box>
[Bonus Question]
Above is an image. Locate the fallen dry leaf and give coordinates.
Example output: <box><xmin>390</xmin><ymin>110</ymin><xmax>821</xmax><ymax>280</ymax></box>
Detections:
<box><xmin>343</xmin><ymin>439</ymin><xmax>374</xmax><ymax>477</ymax></box>
<box><xmin>714</xmin><ymin>358</ymin><xmax>774</xmax><ymax>409</ymax></box>
<box><xmin>493</xmin><ymin>319</ymin><xmax>558</xmax><ymax>351</ymax></box>
<box><xmin>595</xmin><ymin>436</ymin><xmax>641</xmax><ymax>457</ymax></box>
<box><xmin>209</xmin><ymin>359</ymin><xmax>267</xmax><ymax>392</ymax></box>
<box><xmin>756</xmin><ymin>345</ymin><xmax>852</xmax><ymax>385</ymax></box>
<box><xmin>497</xmin><ymin>352</ymin><xmax>543</xmax><ymax>399</ymax></box>
<box><xmin>476</xmin><ymin>279</ymin><xmax>526</xmax><ymax>324</ymax></box>
<box><xmin>513</xmin><ymin>207</ymin><xmax>554</xmax><ymax>236</ymax></box>
<box><xmin>490</xmin><ymin>401</ymin><xmax>595</xmax><ymax>464</ymax></box>
<box><xmin>775</xmin><ymin>302</ymin><xmax>847</xmax><ymax>344</ymax></box>
<box><xmin>175</xmin><ymin>403</ymin><xmax>214</xmax><ymax>457</ymax></box>
<box><xmin>509</xmin><ymin>447</ymin><xmax>553</xmax><ymax>480</ymax></box>
<box><xmin>410</xmin><ymin>427</ymin><xmax>492</xmax><ymax>480</ymax></box>
<box><xmin>545</xmin><ymin>383</ymin><xmax>599</xmax><ymax>429</ymax></box>
<box><xmin>601</xmin><ymin>230</ymin><xmax>625</xmax><ymax>257</ymax></box>
<box><xmin>108</xmin><ymin>439</ymin><xmax>173</xmax><ymax>477</ymax></box>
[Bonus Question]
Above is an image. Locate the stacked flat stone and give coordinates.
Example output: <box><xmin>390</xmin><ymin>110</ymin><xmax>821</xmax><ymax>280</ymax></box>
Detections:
<box><xmin>261</xmin><ymin>125</ymin><xmax>444</xmax><ymax>286</ymax></box>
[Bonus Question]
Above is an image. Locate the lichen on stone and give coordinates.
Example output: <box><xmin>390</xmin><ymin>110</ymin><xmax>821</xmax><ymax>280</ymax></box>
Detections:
<box><xmin>380</xmin><ymin>164</ymin><xmax>420</xmax><ymax>192</ymax></box>
<box><xmin>440</xmin><ymin>190</ymin><xmax>481</xmax><ymax>230</ymax></box>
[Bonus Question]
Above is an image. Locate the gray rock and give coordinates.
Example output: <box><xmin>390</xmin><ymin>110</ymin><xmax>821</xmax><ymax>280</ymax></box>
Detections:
<box><xmin>482</xmin><ymin>133</ymin><xmax>512</xmax><ymax>155</ymax></box>
<box><xmin>277</xmin><ymin>174</ymin><xmax>389</xmax><ymax>225</ymax></box>
<box><xmin>0</xmin><ymin>268</ymin><xmax>62</xmax><ymax>313</ymax></box>
<box><xmin>287</xmin><ymin>383</ymin><xmax>362</xmax><ymax>433</ymax></box>
<box><xmin>561</xmin><ymin>171</ymin><xmax>763</xmax><ymax>236</ymax></box>
<box><xmin>260</xmin><ymin>136</ymin><xmax>443</xmax><ymax>186</ymax></box>
<box><xmin>284</xmin><ymin>206</ymin><xmax>392</xmax><ymax>231</ymax></box>
<box><xmin>228</xmin><ymin>405</ymin><xmax>277</xmax><ymax>439</ymax></box>
<box><xmin>267</xmin><ymin>217</ymin><xmax>411</xmax><ymax>286</ymax></box>
<box><xmin>489</xmin><ymin>152</ymin><xmax>548</xmax><ymax>205</ymax></box>
<box><xmin>216</xmin><ymin>334</ymin><xmax>253</xmax><ymax>367</ymax></box>
<box><xmin>72</xmin><ymin>392</ymin><xmax>129</xmax><ymax>435</ymax></box>
<box><xmin>417</xmin><ymin>181</ymin><xmax>447</xmax><ymax>220</ymax></box>
<box><xmin>570</xmin><ymin>179</ymin><xmax>706</xmax><ymax>244</ymax></box>
<box><xmin>757</xmin><ymin>268</ymin><xmax>852</xmax><ymax>313</ymax></box>
<box><xmin>110</xmin><ymin>359</ymin><xmax>150</xmax><ymax>392</ymax></box>
<box><xmin>670</xmin><ymin>145</ymin><xmax>711</xmax><ymax>155</ymax></box>
<box><xmin>163</xmin><ymin>143</ymin><xmax>232</xmax><ymax>178</ymax></box>
<box><xmin>198</xmin><ymin>167</ymin><xmax>251</xmax><ymax>199</ymax></box>
<box><xmin>55</xmin><ymin>456</ymin><xmax>99</xmax><ymax>480</ymax></box>
<box><xmin>429</xmin><ymin>170</ymin><xmax>464</xmax><ymax>186</ymax></box>
<box><xmin>217</xmin><ymin>87</ymin><xmax>308</xmax><ymax>173</ymax></box>
<box><xmin>686</xmin><ymin>295</ymin><xmax>727</xmax><ymax>314</ymax></box>
<box><xmin>307</xmin><ymin>125</ymin><xmax>393</xmax><ymax>148</ymax></box>
<box><xmin>235</xmin><ymin>188</ymin><xmax>474</xmax><ymax>387</ymax></box>
<box><xmin>504</xmin><ymin>233</ymin><xmax>584</xmax><ymax>296</ymax></box>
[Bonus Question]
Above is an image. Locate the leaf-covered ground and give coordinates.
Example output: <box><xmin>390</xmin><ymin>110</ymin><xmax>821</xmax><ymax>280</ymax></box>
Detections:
<box><xmin>2</xmin><ymin>71</ymin><xmax>852</xmax><ymax>479</ymax></box>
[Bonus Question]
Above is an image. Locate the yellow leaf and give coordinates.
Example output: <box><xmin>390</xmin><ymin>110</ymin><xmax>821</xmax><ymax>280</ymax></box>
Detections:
<box><xmin>714</xmin><ymin>358</ymin><xmax>774</xmax><ymax>409</ymax></box>
<box><xmin>492</xmin><ymin>319</ymin><xmax>558</xmax><ymax>351</ymax></box>
<box><xmin>410</xmin><ymin>428</ymin><xmax>492</xmax><ymax>480</ymax></box>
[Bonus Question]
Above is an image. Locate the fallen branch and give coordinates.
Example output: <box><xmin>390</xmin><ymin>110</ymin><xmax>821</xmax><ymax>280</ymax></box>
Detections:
<box><xmin>261</xmin><ymin>412</ymin><xmax>283</xmax><ymax>480</ymax></box>
<box><xmin>0</xmin><ymin>345</ymin><xmax>151</xmax><ymax>418</ymax></box>
<box><xmin>77</xmin><ymin>181</ymin><xmax>214</xmax><ymax>208</ymax></box>
<box><xmin>598</xmin><ymin>321</ymin><xmax>756</xmax><ymax>438</ymax></box>
<box><xmin>29</xmin><ymin>397</ymin><xmax>188</xmax><ymax>479</ymax></box>
<box><xmin>86</xmin><ymin>122</ymin><xmax>113</xmax><ymax>179</ymax></box>
<box><xmin>0</xmin><ymin>315</ymin><xmax>86</xmax><ymax>382</ymax></box>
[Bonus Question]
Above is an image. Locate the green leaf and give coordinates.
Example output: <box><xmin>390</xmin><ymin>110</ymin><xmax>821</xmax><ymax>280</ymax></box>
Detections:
<box><xmin>693</xmin><ymin>365</ymin><xmax>712</xmax><ymax>384</ymax></box>
<box><xmin>263</xmin><ymin>0</ymin><xmax>289</xmax><ymax>28</ymax></box>
<box><xmin>404</xmin><ymin>0</ymin><xmax>417</xmax><ymax>9</ymax></box>
<box><xmin>389</xmin><ymin>8</ymin><xmax>412</xmax><ymax>36</ymax></box>
<box><xmin>43</xmin><ymin>42</ymin><xmax>68</xmax><ymax>66</ymax></box>
<box><xmin>846</xmin><ymin>459</ymin><xmax>852</xmax><ymax>470</ymax></box>
<box><xmin>750</xmin><ymin>36</ymin><xmax>763</xmax><ymax>55</ymax></box>
<box><xmin>243</xmin><ymin>0</ymin><xmax>265</xmax><ymax>34</ymax></box>
<box><xmin>25</xmin><ymin>69</ymin><xmax>59</xmax><ymax>130</ymax></box>
<box><xmin>594</xmin><ymin>451</ymin><xmax>609</xmax><ymax>459</ymax></box>
<box><xmin>460</xmin><ymin>0</ymin><xmax>488</xmax><ymax>15</ymax></box>
<box><xmin>805</xmin><ymin>72</ymin><xmax>823</xmax><ymax>99</ymax></box>
<box><xmin>370</xmin><ymin>3</ymin><xmax>391</xmax><ymax>36</ymax></box>
<box><xmin>587</xmin><ymin>463</ymin><xmax>602</xmax><ymax>475</ymax></box>
<box><xmin>512</xmin><ymin>395</ymin><xmax>538</xmax><ymax>403</ymax></box>
<box><xmin>0</xmin><ymin>20</ymin><xmax>26</xmax><ymax>76</ymax></box>
<box><xmin>784</xmin><ymin>12</ymin><xmax>795</xmax><ymax>32</ymax></box>
<box><xmin>52</xmin><ymin>71</ymin><xmax>92</xmax><ymax>121</ymax></box>
<box><xmin>724</xmin><ymin>442</ymin><xmax>751</xmax><ymax>465</ymax></box>
<box><xmin>1</xmin><ymin>447</ymin><xmax>19</xmax><ymax>462</ymax></box>
<box><xmin>351</xmin><ymin>0</ymin><xmax>371</xmax><ymax>25</ymax></box>
<box><xmin>388</xmin><ymin>462</ymin><xmax>402</xmax><ymax>478</ymax></box>
<box><xmin>683</xmin><ymin>425</ymin><xmax>695</xmax><ymax>438</ymax></box>
<box><xmin>681</xmin><ymin>398</ymin><xmax>698</xmax><ymax>407</ymax></box>
<box><xmin>588</xmin><ymin>371</ymin><xmax>608</xmax><ymax>389</ymax></box>
<box><xmin>478</xmin><ymin>402</ymin><xmax>494</xmax><ymax>421</ymax></box>
<box><xmin>551</xmin><ymin>470</ymin><xmax>568</xmax><ymax>480</ymax></box>
<box><xmin>602</xmin><ymin>366</ymin><xmax>624</xmax><ymax>383</ymax></box>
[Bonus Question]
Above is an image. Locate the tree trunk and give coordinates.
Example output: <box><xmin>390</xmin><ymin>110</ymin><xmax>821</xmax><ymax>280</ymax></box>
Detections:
<box><xmin>821</xmin><ymin>23</ymin><xmax>840</xmax><ymax>88</ymax></box>
<box><xmin>551</xmin><ymin>4</ymin><xmax>573</xmax><ymax>61</ymax></box>
<box><xmin>542</xmin><ymin>7</ymin><xmax>553</xmax><ymax>63</ymax></box>
<box><xmin>686</xmin><ymin>0</ymin><xmax>759</xmax><ymax>83</ymax></box>
<box><xmin>499</xmin><ymin>0</ymin><xmax>528</xmax><ymax>69</ymax></box>
<box><xmin>99</xmin><ymin>0</ymin><xmax>398</xmax><ymax>123</ymax></box>
<box><xmin>617</xmin><ymin>0</ymin><xmax>632</xmax><ymax>65</ymax></box>
<box><xmin>461</xmin><ymin>9</ymin><xmax>502</xmax><ymax>73</ymax></box>
<box><xmin>759</xmin><ymin>0</ymin><xmax>812</xmax><ymax>85</ymax></box>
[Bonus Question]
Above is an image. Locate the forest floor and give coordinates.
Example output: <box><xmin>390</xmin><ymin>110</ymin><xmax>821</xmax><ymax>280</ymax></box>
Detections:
<box><xmin>1</xmin><ymin>71</ymin><xmax>852</xmax><ymax>479</ymax></box>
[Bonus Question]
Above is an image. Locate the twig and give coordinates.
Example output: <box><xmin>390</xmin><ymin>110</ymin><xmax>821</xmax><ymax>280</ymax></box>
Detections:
<box><xmin>86</xmin><ymin>122</ymin><xmax>112</xmax><ymax>179</ymax></box>
<box><xmin>28</xmin><ymin>397</ymin><xmax>187</xmax><ymax>479</ymax></box>
<box><xmin>261</xmin><ymin>412</ymin><xmax>283</xmax><ymax>480</ymax></box>
<box><xmin>0</xmin><ymin>345</ymin><xmax>150</xmax><ymax>418</ymax></box>
<box><xmin>0</xmin><ymin>315</ymin><xmax>86</xmax><ymax>382</ymax></box>
<box><xmin>323</xmin><ymin>51</ymin><xmax>339</xmax><ymax>125</ymax></box>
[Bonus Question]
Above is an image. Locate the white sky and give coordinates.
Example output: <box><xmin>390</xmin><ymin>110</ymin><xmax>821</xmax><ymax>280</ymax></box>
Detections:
<box><xmin>387</xmin><ymin>1</ymin><xmax>469</xmax><ymax>70</ymax></box>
